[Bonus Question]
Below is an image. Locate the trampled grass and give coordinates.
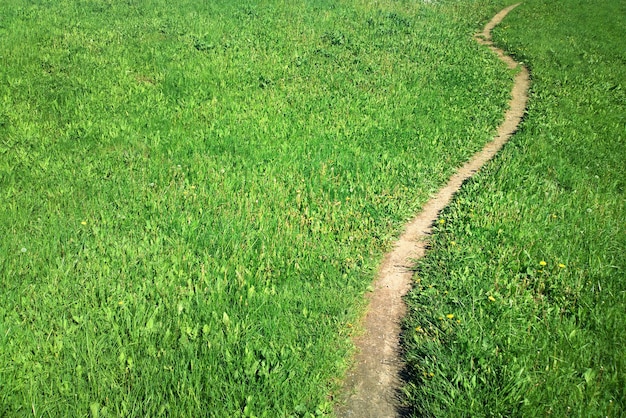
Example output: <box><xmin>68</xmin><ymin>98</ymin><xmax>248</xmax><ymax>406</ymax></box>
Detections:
<box><xmin>0</xmin><ymin>0</ymin><xmax>514</xmax><ymax>416</ymax></box>
<box><xmin>402</xmin><ymin>0</ymin><xmax>625</xmax><ymax>416</ymax></box>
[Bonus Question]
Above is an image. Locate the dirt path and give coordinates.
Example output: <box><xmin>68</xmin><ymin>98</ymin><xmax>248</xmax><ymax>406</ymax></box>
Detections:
<box><xmin>335</xmin><ymin>4</ymin><xmax>528</xmax><ymax>417</ymax></box>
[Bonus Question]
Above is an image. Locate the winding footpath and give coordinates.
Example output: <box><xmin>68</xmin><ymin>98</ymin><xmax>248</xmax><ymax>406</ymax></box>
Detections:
<box><xmin>336</xmin><ymin>4</ymin><xmax>529</xmax><ymax>417</ymax></box>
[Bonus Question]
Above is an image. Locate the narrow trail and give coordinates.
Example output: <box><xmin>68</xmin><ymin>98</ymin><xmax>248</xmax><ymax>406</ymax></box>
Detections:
<box><xmin>335</xmin><ymin>4</ymin><xmax>529</xmax><ymax>417</ymax></box>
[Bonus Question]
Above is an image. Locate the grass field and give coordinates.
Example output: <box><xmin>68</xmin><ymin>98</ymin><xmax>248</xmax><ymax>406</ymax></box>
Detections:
<box><xmin>0</xmin><ymin>0</ymin><xmax>515</xmax><ymax>416</ymax></box>
<box><xmin>402</xmin><ymin>0</ymin><xmax>625</xmax><ymax>416</ymax></box>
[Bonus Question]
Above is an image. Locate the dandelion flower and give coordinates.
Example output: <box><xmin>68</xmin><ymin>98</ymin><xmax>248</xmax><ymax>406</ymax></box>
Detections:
<box><xmin>81</xmin><ymin>221</ymin><xmax>87</xmax><ymax>225</ymax></box>
<box><xmin>439</xmin><ymin>219</ymin><xmax>445</xmax><ymax>225</ymax></box>
<box><xmin>446</xmin><ymin>314</ymin><xmax>455</xmax><ymax>319</ymax></box>
<box><xmin>488</xmin><ymin>295</ymin><xmax>496</xmax><ymax>302</ymax></box>
<box><xmin>539</xmin><ymin>260</ymin><xmax>547</xmax><ymax>266</ymax></box>
<box><xmin>558</xmin><ymin>263</ymin><xmax>566</xmax><ymax>269</ymax></box>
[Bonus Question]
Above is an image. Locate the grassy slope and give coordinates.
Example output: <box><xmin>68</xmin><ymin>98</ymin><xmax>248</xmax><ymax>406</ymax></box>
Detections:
<box><xmin>0</xmin><ymin>0</ymin><xmax>513</xmax><ymax>416</ymax></box>
<box><xmin>402</xmin><ymin>0</ymin><xmax>625</xmax><ymax>416</ymax></box>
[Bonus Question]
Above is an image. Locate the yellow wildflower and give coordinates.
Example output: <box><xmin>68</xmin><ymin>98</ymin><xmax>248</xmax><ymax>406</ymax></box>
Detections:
<box><xmin>488</xmin><ymin>295</ymin><xmax>496</xmax><ymax>302</ymax></box>
<box><xmin>539</xmin><ymin>260</ymin><xmax>547</xmax><ymax>266</ymax></box>
<box><xmin>446</xmin><ymin>314</ymin><xmax>455</xmax><ymax>319</ymax></box>
<box><xmin>558</xmin><ymin>263</ymin><xmax>566</xmax><ymax>269</ymax></box>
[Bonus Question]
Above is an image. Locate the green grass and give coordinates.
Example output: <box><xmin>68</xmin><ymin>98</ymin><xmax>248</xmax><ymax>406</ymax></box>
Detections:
<box><xmin>402</xmin><ymin>0</ymin><xmax>626</xmax><ymax>416</ymax></box>
<box><xmin>0</xmin><ymin>0</ymin><xmax>515</xmax><ymax>416</ymax></box>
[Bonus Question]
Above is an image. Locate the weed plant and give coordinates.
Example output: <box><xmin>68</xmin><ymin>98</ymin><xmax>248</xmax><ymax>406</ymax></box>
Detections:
<box><xmin>402</xmin><ymin>0</ymin><xmax>625</xmax><ymax>416</ymax></box>
<box><xmin>0</xmin><ymin>0</ymin><xmax>514</xmax><ymax>416</ymax></box>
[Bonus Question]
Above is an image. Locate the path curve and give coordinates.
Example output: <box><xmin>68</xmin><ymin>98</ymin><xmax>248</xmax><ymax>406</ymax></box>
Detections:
<box><xmin>336</xmin><ymin>4</ymin><xmax>528</xmax><ymax>417</ymax></box>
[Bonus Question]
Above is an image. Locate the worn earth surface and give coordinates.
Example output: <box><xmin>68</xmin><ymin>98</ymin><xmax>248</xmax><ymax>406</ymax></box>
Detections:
<box><xmin>335</xmin><ymin>4</ymin><xmax>528</xmax><ymax>417</ymax></box>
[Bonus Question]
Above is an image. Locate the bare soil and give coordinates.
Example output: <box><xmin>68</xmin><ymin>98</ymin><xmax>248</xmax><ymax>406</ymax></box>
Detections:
<box><xmin>335</xmin><ymin>4</ymin><xmax>528</xmax><ymax>417</ymax></box>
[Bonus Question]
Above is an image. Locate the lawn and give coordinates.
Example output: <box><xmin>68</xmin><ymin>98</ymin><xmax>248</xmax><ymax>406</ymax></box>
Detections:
<box><xmin>0</xmin><ymin>0</ymin><xmax>514</xmax><ymax>416</ymax></box>
<box><xmin>402</xmin><ymin>0</ymin><xmax>625</xmax><ymax>416</ymax></box>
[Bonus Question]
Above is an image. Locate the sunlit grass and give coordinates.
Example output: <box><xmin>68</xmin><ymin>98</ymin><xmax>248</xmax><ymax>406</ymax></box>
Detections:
<box><xmin>0</xmin><ymin>0</ymin><xmax>515</xmax><ymax>416</ymax></box>
<box><xmin>402</xmin><ymin>0</ymin><xmax>625</xmax><ymax>416</ymax></box>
